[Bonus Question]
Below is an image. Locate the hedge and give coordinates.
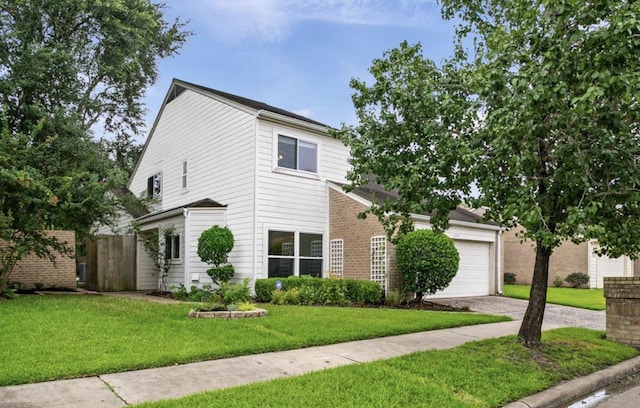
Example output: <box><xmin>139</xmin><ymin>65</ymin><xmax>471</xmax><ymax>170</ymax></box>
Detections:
<box><xmin>255</xmin><ymin>276</ymin><xmax>383</xmax><ymax>305</ymax></box>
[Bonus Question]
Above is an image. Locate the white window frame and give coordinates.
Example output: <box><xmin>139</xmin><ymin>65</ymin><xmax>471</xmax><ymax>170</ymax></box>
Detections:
<box><xmin>181</xmin><ymin>160</ymin><xmax>188</xmax><ymax>190</ymax></box>
<box><xmin>165</xmin><ymin>233</ymin><xmax>181</xmax><ymax>260</ymax></box>
<box><xmin>371</xmin><ymin>236</ymin><xmax>387</xmax><ymax>292</ymax></box>
<box><xmin>273</xmin><ymin>129</ymin><xmax>320</xmax><ymax>177</ymax></box>
<box><xmin>266</xmin><ymin>229</ymin><xmax>324</xmax><ymax>278</ymax></box>
<box><xmin>147</xmin><ymin>172</ymin><xmax>162</xmax><ymax>199</ymax></box>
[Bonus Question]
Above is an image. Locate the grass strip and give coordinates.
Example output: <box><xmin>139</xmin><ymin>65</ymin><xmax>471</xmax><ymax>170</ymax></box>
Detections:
<box><xmin>133</xmin><ymin>328</ymin><xmax>638</xmax><ymax>408</ymax></box>
<box><xmin>503</xmin><ymin>284</ymin><xmax>605</xmax><ymax>310</ymax></box>
<box><xmin>0</xmin><ymin>295</ymin><xmax>508</xmax><ymax>386</ymax></box>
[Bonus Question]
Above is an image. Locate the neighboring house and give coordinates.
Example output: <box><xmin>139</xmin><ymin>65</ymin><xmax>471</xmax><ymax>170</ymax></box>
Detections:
<box><xmin>111</xmin><ymin>78</ymin><xmax>502</xmax><ymax>297</ymax></box>
<box><xmin>501</xmin><ymin>226</ymin><xmax>635</xmax><ymax>289</ymax></box>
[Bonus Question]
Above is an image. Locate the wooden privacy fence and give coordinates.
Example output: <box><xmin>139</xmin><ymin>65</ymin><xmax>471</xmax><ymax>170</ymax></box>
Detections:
<box><xmin>84</xmin><ymin>235</ymin><xmax>136</xmax><ymax>291</ymax></box>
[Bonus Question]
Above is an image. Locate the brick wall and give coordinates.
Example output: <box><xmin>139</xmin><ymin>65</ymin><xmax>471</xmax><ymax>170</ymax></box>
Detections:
<box><xmin>329</xmin><ymin>188</ymin><xmax>401</xmax><ymax>291</ymax></box>
<box><xmin>9</xmin><ymin>230</ymin><xmax>76</xmax><ymax>289</ymax></box>
<box><xmin>604</xmin><ymin>277</ymin><xmax>640</xmax><ymax>347</ymax></box>
<box><xmin>502</xmin><ymin>227</ymin><xmax>588</xmax><ymax>286</ymax></box>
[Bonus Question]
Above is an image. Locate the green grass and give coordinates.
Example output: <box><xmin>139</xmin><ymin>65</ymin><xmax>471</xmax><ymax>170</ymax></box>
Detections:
<box><xmin>133</xmin><ymin>328</ymin><xmax>638</xmax><ymax>408</ymax></box>
<box><xmin>503</xmin><ymin>284</ymin><xmax>605</xmax><ymax>310</ymax></box>
<box><xmin>0</xmin><ymin>295</ymin><xmax>509</xmax><ymax>386</ymax></box>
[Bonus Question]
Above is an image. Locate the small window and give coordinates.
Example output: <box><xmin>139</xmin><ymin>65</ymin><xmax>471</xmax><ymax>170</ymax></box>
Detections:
<box><xmin>147</xmin><ymin>173</ymin><xmax>162</xmax><ymax>199</ymax></box>
<box><xmin>277</xmin><ymin>135</ymin><xmax>317</xmax><ymax>173</ymax></box>
<box><xmin>164</xmin><ymin>234</ymin><xmax>180</xmax><ymax>260</ymax></box>
<box><xmin>181</xmin><ymin>161</ymin><xmax>188</xmax><ymax>189</ymax></box>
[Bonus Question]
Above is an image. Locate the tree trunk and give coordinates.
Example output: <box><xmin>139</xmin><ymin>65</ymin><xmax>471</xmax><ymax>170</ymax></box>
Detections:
<box><xmin>518</xmin><ymin>241</ymin><xmax>552</xmax><ymax>348</ymax></box>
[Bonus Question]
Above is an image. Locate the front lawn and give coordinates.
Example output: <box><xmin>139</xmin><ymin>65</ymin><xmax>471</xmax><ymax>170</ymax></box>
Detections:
<box><xmin>0</xmin><ymin>295</ymin><xmax>509</xmax><ymax>386</ymax></box>
<box><xmin>134</xmin><ymin>328</ymin><xmax>638</xmax><ymax>408</ymax></box>
<box><xmin>503</xmin><ymin>284</ymin><xmax>605</xmax><ymax>310</ymax></box>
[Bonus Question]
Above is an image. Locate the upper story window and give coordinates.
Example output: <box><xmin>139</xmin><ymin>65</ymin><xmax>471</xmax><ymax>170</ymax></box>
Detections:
<box><xmin>277</xmin><ymin>135</ymin><xmax>317</xmax><ymax>173</ymax></box>
<box><xmin>147</xmin><ymin>173</ymin><xmax>162</xmax><ymax>199</ymax></box>
<box><xmin>181</xmin><ymin>160</ymin><xmax>188</xmax><ymax>189</ymax></box>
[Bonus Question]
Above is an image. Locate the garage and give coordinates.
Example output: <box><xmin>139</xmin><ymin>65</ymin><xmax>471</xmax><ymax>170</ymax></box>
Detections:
<box><xmin>590</xmin><ymin>249</ymin><xmax>634</xmax><ymax>289</ymax></box>
<box><xmin>428</xmin><ymin>240</ymin><xmax>492</xmax><ymax>298</ymax></box>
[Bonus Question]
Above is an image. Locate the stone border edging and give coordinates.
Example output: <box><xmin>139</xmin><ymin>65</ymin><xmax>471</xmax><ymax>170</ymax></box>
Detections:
<box><xmin>503</xmin><ymin>355</ymin><xmax>640</xmax><ymax>408</ymax></box>
<box><xmin>188</xmin><ymin>308</ymin><xmax>268</xmax><ymax>320</ymax></box>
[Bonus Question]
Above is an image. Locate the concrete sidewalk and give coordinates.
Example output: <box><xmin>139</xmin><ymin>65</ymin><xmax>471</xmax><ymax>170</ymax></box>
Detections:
<box><xmin>0</xmin><ymin>320</ymin><xmax>530</xmax><ymax>408</ymax></box>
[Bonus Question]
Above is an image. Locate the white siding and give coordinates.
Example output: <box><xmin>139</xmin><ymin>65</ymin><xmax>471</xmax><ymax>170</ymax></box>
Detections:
<box><xmin>254</xmin><ymin>121</ymin><xmax>351</xmax><ymax>279</ymax></box>
<box><xmin>136</xmin><ymin>214</ymin><xmax>185</xmax><ymax>291</ymax></box>
<box><xmin>130</xmin><ymin>89</ymin><xmax>257</xmax><ymax>283</ymax></box>
<box><xmin>186</xmin><ymin>208</ymin><xmax>227</xmax><ymax>287</ymax></box>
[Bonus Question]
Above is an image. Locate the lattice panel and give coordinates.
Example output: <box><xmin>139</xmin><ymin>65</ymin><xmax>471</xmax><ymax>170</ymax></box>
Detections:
<box><xmin>370</xmin><ymin>236</ymin><xmax>387</xmax><ymax>290</ymax></box>
<box><xmin>329</xmin><ymin>239</ymin><xmax>344</xmax><ymax>278</ymax></box>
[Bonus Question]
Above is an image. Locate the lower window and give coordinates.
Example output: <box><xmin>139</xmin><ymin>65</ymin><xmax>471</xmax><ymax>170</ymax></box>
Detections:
<box><xmin>268</xmin><ymin>230</ymin><xmax>323</xmax><ymax>278</ymax></box>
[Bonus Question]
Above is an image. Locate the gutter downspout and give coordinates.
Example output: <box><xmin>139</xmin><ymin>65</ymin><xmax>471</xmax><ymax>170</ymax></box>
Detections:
<box><xmin>183</xmin><ymin>208</ymin><xmax>190</xmax><ymax>291</ymax></box>
<box><xmin>496</xmin><ymin>229</ymin><xmax>503</xmax><ymax>295</ymax></box>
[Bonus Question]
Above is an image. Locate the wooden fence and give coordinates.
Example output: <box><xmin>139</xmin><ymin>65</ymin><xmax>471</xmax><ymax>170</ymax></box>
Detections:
<box><xmin>84</xmin><ymin>235</ymin><xmax>136</xmax><ymax>291</ymax></box>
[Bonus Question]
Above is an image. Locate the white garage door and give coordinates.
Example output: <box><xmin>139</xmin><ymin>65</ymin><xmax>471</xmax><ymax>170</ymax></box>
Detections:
<box><xmin>594</xmin><ymin>255</ymin><xmax>625</xmax><ymax>289</ymax></box>
<box><xmin>428</xmin><ymin>240</ymin><xmax>491</xmax><ymax>298</ymax></box>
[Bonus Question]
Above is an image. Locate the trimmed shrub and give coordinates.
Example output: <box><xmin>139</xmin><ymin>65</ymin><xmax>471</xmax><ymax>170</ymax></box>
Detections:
<box><xmin>552</xmin><ymin>275</ymin><xmax>564</xmax><ymax>288</ymax></box>
<box><xmin>255</xmin><ymin>276</ymin><xmax>383</xmax><ymax>305</ymax></box>
<box><xmin>396</xmin><ymin>229</ymin><xmax>460</xmax><ymax>300</ymax></box>
<box><xmin>565</xmin><ymin>272</ymin><xmax>590</xmax><ymax>288</ymax></box>
<box><xmin>197</xmin><ymin>226</ymin><xmax>235</xmax><ymax>285</ymax></box>
<box><xmin>504</xmin><ymin>272</ymin><xmax>517</xmax><ymax>285</ymax></box>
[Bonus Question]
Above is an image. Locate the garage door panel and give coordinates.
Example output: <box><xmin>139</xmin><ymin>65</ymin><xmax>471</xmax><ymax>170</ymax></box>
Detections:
<box><xmin>427</xmin><ymin>241</ymin><xmax>490</xmax><ymax>298</ymax></box>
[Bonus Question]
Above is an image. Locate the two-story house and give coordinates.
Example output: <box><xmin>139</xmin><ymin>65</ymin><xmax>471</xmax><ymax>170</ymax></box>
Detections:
<box><xmin>119</xmin><ymin>79</ymin><xmax>502</xmax><ymax>298</ymax></box>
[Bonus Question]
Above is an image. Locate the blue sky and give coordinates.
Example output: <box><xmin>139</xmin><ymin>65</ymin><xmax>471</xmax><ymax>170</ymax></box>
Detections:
<box><xmin>141</xmin><ymin>0</ymin><xmax>458</xmax><ymax>135</ymax></box>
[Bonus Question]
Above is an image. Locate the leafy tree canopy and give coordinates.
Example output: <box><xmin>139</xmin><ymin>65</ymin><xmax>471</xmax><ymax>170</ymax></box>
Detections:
<box><xmin>337</xmin><ymin>0</ymin><xmax>640</xmax><ymax>347</ymax></box>
<box><xmin>0</xmin><ymin>0</ymin><xmax>190</xmax><ymax>293</ymax></box>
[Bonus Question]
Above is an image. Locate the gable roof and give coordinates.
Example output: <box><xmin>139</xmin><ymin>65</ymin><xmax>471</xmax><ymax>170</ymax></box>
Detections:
<box><xmin>129</xmin><ymin>79</ymin><xmax>332</xmax><ymax>189</ymax></box>
<box><xmin>339</xmin><ymin>182</ymin><xmax>496</xmax><ymax>225</ymax></box>
<box><xmin>170</xmin><ymin>79</ymin><xmax>330</xmax><ymax>128</ymax></box>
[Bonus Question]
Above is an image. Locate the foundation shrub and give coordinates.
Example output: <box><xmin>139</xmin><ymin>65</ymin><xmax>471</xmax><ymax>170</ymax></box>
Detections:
<box><xmin>256</xmin><ymin>277</ymin><xmax>383</xmax><ymax>305</ymax></box>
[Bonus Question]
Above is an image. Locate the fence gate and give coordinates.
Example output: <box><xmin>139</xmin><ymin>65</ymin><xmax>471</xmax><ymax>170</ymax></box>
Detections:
<box><xmin>85</xmin><ymin>235</ymin><xmax>137</xmax><ymax>291</ymax></box>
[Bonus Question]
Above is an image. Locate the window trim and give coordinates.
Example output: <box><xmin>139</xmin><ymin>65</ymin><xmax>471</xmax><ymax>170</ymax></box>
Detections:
<box><xmin>266</xmin><ymin>229</ymin><xmax>324</xmax><ymax>278</ymax></box>
<box><xmin>147</xmin><ymin>172</ymin><xmax>162</xmax><ymax>199</ymax></box>
<box><xmin>164</xmin><ymin>233</ymin><xmax>181</xmax><ymax>260</ymax></box>
<box><xmin>273</xmin><ymin>130</ymin><xmax>320</xmax><ymax>176</ymax></box>
<box><xmin>181</xmin><ymin>160</ymin><xmax>188</xmax><ymax>190</ymax></box>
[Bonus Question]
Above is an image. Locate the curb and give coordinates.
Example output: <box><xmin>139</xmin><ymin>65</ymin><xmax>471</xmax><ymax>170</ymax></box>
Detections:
<box><xmin>503</xmin><ymin>355</ymin><xmax>640</xmax><ymax>408</ymax></box>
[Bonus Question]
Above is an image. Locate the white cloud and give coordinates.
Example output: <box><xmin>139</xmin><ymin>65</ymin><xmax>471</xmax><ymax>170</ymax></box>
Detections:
<box><xmin>198</xmin><ymin>0</ymin><xmax>439</xmax><ymax>42</ymax></box>
<box><xmin>291</xmin><ymin>107</ymin><xmax>316</xmax><ymax>119</ymax></box>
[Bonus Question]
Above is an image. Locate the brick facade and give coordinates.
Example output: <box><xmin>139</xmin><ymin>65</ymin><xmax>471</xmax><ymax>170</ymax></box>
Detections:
<box><xmin>9</xmin><ymin>230</ymin><xmax>76</xmax><ymax>289</ymax></box>
<box><xmin>328</xmin><ymin>188</ymin><xmax>401</xmax><ymax>291</ymax></box>
<box><xmin>502</xmin><ymin>227</ymin><xmax>588</xmax><ymax>286</ymax></box>
<box><xmin>604</xmin><ymin>277</ymin><xmax>640</xmax><ymax>347</ymax></box>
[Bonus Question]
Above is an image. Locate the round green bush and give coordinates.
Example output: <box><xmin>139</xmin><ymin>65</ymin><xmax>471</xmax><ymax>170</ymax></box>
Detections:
<box><xmin>396</xmin><ymin>229</ymin><xmax>460</xmax><ymax>300</ymax></box>
<box><xmin>197</xmin><ymin>225</ymin><xmax>234</xmax><ymax>284</ymax></box>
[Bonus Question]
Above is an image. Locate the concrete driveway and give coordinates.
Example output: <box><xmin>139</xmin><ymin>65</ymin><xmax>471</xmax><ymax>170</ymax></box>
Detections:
<box><xmin>434</xmin><ymin>295</ymin><xmax>606</xmax><ymax>331</ymax></box>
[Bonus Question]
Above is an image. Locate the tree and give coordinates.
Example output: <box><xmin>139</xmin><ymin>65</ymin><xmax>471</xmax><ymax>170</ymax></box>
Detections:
<box><xmin>197</xmin><ymin>226</ymin><xmax>235</xmax><ymax>285</ymax></box>
<box><xmin>136</xmin><ymin>225</ymin><xmax>175</xmax><ymax>293</ymax></box>
<box><xmin>0</xmin><ymin>0</ymin><xmax>189</xmax><ymax>292</ymax></box>
<box><xmin>0</xmin><ymin>119</ymin><xmax>72</xmax><ymax>295</ymax></box>
<box><xmin>396</xmin><ymin>229</ymin><xmax>460</xmax><ymax>300</ymax></box>
<box><xmin>337</xmin><ymin>1</ymin><xmax>640</xmax><ymax>348</ymax></box>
